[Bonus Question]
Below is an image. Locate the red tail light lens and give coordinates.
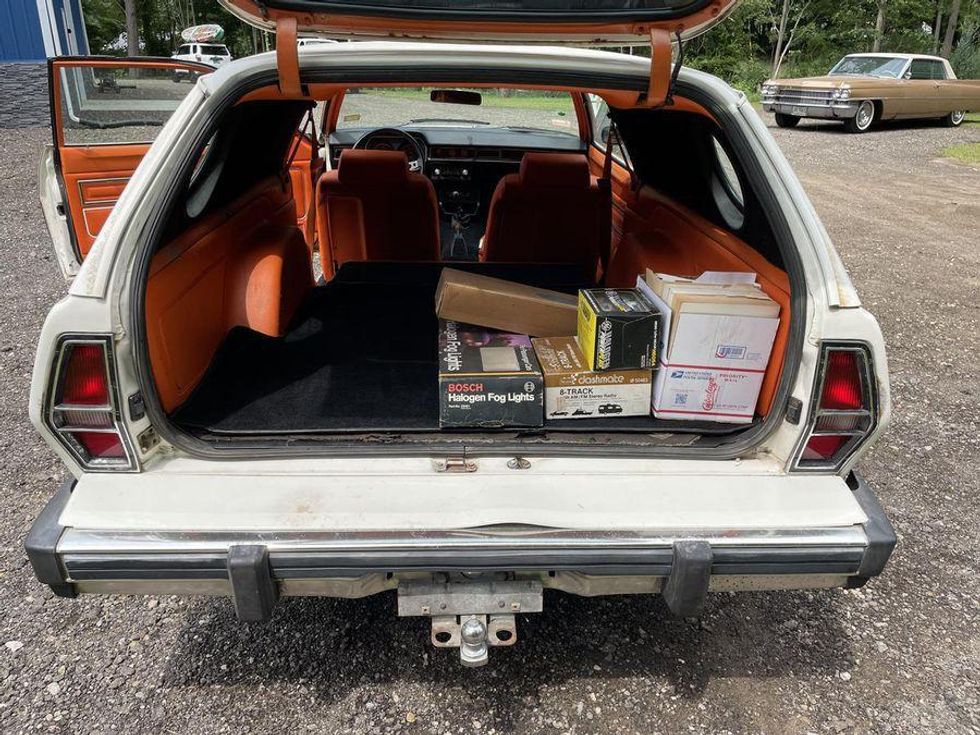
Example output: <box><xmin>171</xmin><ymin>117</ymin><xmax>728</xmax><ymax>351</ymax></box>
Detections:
<box><xmin>58</xmin><ymin>343</ymin><xmax>110</xmax><ymax>406</ymax></box>
<box><xmin>46</xmin><ymin>338</ymin><xmax>134</xmax><ymax>470</ymax></box>
<box><xmin>820</xmin><ymin>350</ymin><xmax>862</xmax><ymax>410</ymax></box>
<box><xmin>795</xmin><ymin>344</ymin><xmax>877</xmax><ymax>471</ymax></box>
<box><xmin>801</xmin><ymin>434</ymin><xmax>850</xmax><ymax>462</ymax></box>
<box><xmin>71</xmin><ymin>430</ymin><xmax>127</xmax><ymax>459</ymax></box>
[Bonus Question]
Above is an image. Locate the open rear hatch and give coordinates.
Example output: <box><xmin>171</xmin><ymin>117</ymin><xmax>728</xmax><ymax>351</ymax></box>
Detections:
<box><xmin>218</xmin><ymin>0</ymin><xmax>740</xmax><ymax>43</ymax></box>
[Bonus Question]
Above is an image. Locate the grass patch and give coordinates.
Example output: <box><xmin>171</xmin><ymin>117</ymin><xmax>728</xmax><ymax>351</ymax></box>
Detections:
<box><xmin>965</xmin><ymin>112</ymin><xmax>980</xmax><ymax>126</ymax></box>
<box><xmin>943</xmin><ymin>141</ymin><xmax>980</xmax><ymax>165</ymax></box>
<box><xmin>360</xmin><ymin>88</ymin><xmax>574</xmax><ymax>112</ymax></box>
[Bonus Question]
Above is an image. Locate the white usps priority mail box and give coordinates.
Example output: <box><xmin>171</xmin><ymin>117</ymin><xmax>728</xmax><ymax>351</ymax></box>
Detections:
<box><xmin>638</xmin><ymin>271</ymin><xmax>780</xmax><ymax>424</ymax></box>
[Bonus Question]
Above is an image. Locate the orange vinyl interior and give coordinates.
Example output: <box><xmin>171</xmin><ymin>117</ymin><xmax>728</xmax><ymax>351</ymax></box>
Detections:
<box><xmin>146</xmin><ymin>176</ymin><xmax>312</xmax><ymax>412</ymax></box>
<box><xmin>593</xmin><ymin>148</ymin><xmax>789</xmax><ymax>415</ymax></box>
<box><xmin>316</xmin><ymin>149</ymin><xmax>441</xmax><ymax>278</ymax></box>
<box><xmin>58</xmin><ymin>144</ymin><xmax>148</xmax><ymax>257</ymax></box>
<box><xmin>130</xmin><ymin>76</ymin><xmax>787</xmax><ymax>420</ymax></box>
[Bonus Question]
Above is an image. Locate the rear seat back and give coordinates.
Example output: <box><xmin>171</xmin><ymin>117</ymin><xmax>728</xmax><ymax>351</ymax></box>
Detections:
<box><xmin>146</xmin><ymin>176</ymin><xmax>312</xmax><ymax>412</ymax></box>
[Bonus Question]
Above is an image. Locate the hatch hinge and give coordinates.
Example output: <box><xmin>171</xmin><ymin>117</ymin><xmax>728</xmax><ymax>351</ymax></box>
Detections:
<box><xmin>645</xmin><ymin>28</ymin><xmax>684</xmax><ymax>108</ymax></box>
<box><xmin>275</xmin><ymin>17</ymin><xmax>301</xmax><ymax>96</ymax></box>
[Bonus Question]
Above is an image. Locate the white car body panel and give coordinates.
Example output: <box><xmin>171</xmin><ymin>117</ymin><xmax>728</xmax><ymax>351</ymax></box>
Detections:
<box><xmin>60</xmin><ymin>456</ymin><xmax>867</xmax><ymax>532</ymax></box>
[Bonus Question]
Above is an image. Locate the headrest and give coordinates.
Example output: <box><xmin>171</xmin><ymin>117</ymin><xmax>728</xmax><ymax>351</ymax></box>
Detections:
<box><xmin>337</xmin><ymin>149</ymin><xmax>409</xmax><ymax>185</ymax></box>
<box><xmin>519</xmin><ymin>152</ymin><xmax>591</xmax><ymax>189</ymax></box>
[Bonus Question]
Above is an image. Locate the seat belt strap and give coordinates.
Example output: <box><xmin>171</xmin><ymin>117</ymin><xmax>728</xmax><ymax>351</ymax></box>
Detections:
<box><xmin>276</xmin><ymin>18</ymin><xmax>301</xmax><ymax>96</ymax></box>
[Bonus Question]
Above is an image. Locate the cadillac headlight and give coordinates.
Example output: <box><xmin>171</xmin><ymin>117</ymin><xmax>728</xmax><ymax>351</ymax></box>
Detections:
<box><xmin>833</xmin><ymin>87</ymin><xmax>851</xmax><ymax>101</ymax></box>
<box><xmin>762</xmin><ymin>83</ymin><xmax>777</xmax><ymax>97</ymax></box>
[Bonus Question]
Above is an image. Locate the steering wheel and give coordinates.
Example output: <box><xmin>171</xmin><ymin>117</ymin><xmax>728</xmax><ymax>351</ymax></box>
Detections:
<box><xmin>352</xmin><ymin>127</ymin><xmax>425</xmax><ymax>173</ymax></box>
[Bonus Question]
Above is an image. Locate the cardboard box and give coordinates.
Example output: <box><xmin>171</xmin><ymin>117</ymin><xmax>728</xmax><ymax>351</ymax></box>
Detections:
<box><xmin>577</xmin><ymin>289</ymin><xmax>660</xmax><ymax>371</ymax></box>
<box><xmin>533</xmin><ymin>337</ymin><xmax>652</xmax><ymax>420</ymax></box>
<box><xmin>435</xmin><ymin>268</ymin><xmax>578</xmax><ymax>337</ymax></box>
<box><xmin>638</xmin><ymin>271</ymin><xmax>780</xmax><ymax>424</ymax></box>
<box><xmin>438</xmin><ymin>320</ymin><xmax>543</xmax><ymax>428</ymax></box>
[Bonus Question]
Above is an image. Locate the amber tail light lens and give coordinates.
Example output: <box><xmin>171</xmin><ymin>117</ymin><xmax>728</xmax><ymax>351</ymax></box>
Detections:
<box><xmin>795</xmin><ymin>343</ymin><xmax>877</xmax><ymax>471</ymax></box>
<box><xmin>46</xmin><ymin>338</ymin><xmax>135</xmax><ymax>470</ymax></box>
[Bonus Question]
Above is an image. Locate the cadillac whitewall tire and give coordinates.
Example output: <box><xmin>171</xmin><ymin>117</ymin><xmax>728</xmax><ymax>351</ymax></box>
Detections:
<box><xmin>845</xmin><ymin>101</ymin><xmax>876</xmax><ymax>134</ymax></box>
<box><xmin>942</xmin><ymin>110</ymin><xmax>966</xmax><ymax>128</ymax></box>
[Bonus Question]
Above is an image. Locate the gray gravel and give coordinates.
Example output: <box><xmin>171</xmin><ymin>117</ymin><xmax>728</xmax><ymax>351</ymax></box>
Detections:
<box><xmin>1</xmin><ymin>114</ymin><xmax>979</xmax><ymax>734</ymax></box>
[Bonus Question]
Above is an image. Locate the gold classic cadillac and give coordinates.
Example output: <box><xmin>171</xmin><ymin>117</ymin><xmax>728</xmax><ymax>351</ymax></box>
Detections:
<box><xmin>762</xmin><ymin>53</ymin><xmax>980</xmax><ymax>133</ymax></box>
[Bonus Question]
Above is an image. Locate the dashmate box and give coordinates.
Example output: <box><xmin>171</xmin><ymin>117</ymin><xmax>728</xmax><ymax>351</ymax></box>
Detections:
<box><xmin>532</xmin><ymin>336</ymin><xmax>652</xmax><ymax>420</ymax></box>
<box><xmin>438</xmin><ymin>320</ymin><xmax>543</xmax><ymax>428</ymax></box>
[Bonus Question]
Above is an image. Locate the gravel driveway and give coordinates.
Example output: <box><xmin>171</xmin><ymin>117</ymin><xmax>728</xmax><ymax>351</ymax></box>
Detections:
<box><xmin>1</xmin><ymin>114</ymin><xmax>978</xmax><ymax>734</ymax></box>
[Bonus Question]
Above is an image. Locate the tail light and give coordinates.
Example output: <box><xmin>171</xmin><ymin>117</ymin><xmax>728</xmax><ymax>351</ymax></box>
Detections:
<box><xmin>45</xmin><ymin>337</ymin><xmax>136</xmax><ymax>471</ymax></box>
<box><xmin>794</xmin><ymin>343</ymin><xmax>877</xmax><ymax>471</ymax></box>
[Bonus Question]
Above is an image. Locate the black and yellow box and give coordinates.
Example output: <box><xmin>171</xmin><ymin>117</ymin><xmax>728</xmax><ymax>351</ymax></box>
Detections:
<box><xmin>577</xmin><ymin>289</ymin><xmax>661</xmax><ymax>371</ymax></box>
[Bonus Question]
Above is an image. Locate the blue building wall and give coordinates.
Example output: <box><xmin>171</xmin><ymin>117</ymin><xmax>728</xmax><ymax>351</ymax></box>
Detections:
<box><xmin>0</xmin><ymin>0</ymin><xmax>89</xmax><ymax>126</ymax></box>
<box><xmin>0</xmin><ymin>0</ymin><xmax>49</xmax><ymax>61</ymax></box>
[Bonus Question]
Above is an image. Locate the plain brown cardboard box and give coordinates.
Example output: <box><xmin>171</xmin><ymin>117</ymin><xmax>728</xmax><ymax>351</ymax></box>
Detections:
<box><xmin>435</xmin><ymin>268</ymin><xmax>578</xmax><ymax>337</ymax></box>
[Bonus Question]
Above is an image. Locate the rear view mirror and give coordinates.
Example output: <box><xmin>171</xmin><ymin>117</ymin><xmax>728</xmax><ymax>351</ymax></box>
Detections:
<box><xmin>430</xmin><ymin>89</ymin><xmax>482</xmax><ymax>106</ymax></box>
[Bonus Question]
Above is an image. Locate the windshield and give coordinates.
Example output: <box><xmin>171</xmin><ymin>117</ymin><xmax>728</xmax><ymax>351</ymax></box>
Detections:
<box><xmin>829</xmin><ymin>56</ymin><xmax>907</xmax><ymax>78</ymax></box>
<box><xmin>336</xmin><ymin>87</ymin><xmax>578</xmax><ymax>136</ymax></box>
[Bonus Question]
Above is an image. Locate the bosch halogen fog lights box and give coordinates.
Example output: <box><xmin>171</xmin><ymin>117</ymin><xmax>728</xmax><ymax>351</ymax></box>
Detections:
<box><xmin>532</xmin><ymin>336</ymin><xmax>652</xmax><ymax>419</ymax></box>
<box><xmin>438</xmin><ymin>320</ymin><xmax>543</xmax><ymax>428</ymax></box>
<box><xmin>577</xmin><ymin>289</ymin><xmax>660</xmax><ymax>371</ymax></box>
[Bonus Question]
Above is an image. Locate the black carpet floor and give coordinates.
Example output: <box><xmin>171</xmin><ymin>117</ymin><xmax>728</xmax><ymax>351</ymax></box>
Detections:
<box><xmin>172</xmin><ymin>262</ymin><xmax>750</xmax><ymax>436</ymax></box>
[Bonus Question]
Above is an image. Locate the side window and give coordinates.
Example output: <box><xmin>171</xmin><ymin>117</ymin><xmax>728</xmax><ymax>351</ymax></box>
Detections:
<box><xmin>587</xmin><ymin>93</ymin><xmax>628</xmax><ymax>163</ymax></box>
<box><xmin>928</xmin><ymin>60</ymin><xmax>947</xmax><ymax>79</ymax></box>
<box><xmin>57</xmin><ymin>63</ymin><xmax>195</xmax><ymax>146</ymax></box>
<box><xmin>908</xmin><ymin>60</ymin><xmax>932</xmax><ymax>80</ymax></box>
<box><xmin>709</xmin><ymin>135</ymin><xmax>745</xmax><ymax>231</ymax></box>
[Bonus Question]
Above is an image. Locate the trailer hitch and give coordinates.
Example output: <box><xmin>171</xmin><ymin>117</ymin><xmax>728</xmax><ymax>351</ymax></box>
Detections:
<box><xmin>398</xmin><ymin>578</ymin><xmax>543</xmax><ymax>667</ymax></box>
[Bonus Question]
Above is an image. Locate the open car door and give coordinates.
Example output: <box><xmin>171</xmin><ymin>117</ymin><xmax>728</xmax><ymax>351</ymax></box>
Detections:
<box><xmin>41</xmin><ymin>57</ymin><xmax>212</xmax><ymax>280</ymax></box>
<box><xmin>219</xmin><ymin>0</ymin><xmax>740</xmax><ymax>44</ymax></box>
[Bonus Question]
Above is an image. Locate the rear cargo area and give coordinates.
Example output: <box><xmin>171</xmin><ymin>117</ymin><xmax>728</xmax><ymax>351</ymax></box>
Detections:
<box><xmin>172</xmin><ymin>262</ymin><xmax>748</xmax><ymax>437</ymax></box>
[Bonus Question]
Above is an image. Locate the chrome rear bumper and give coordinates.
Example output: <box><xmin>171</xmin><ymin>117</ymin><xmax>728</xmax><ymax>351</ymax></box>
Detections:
<box><xmin>27</xmin><ymin>473</ymin><xmax>896</xmax><ymax>617</ymax></box>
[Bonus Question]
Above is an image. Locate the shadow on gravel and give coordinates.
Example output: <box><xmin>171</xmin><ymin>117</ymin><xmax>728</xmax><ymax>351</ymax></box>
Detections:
<box><xmin>162</xmin><ymin>588</ymin><xmax>853</xmax><ymax>719</ymax></box>
<box><xmin>778</xmin><ymin>118</ymin><xmax>955</xmax><ymax>135</ymax></box>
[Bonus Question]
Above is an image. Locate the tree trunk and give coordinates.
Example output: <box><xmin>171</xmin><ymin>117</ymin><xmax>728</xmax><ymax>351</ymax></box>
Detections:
<box><xmin>941</xmin><ymin>0</ymin><xmax>961</xmax><ymax>57</ymax></box>
<box><xmin>772</xmin><ymin>0</ymin><xmax>791</xmax><ymax>77</ymax></box>
<box><xmin>124</xmin><ymin>0</ymin><xmax>140</xmax><ymax>56</ymax></box>
<box><xmin>872</xmin><ymin>0</ymin><xmax>886</xmax><ymax>53</ymax></box>
<box><xmin>933</xmin><ymin>2</ymin><xmax>944</xmax><ymax>54</ymax></box>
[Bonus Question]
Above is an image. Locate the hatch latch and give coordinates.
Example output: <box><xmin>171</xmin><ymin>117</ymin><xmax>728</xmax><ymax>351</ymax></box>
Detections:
<box><xmin>275</xmin><ymin>17</ymin><xmax>301</xmax><ymax>96</ymax></box>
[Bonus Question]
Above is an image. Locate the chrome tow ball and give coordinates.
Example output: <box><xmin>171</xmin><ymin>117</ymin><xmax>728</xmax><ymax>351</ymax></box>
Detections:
<box><xmin>430</xmin><ymin>613</ymin><xmax>518</xmax><ymax>667</ymax></box>
<box><xmin>398</xmin><ymin>579</ymin><xmax>540</xmax><ymax>667</ymax></box>
<box><xmin>459</xmin><ymin>616</ymin><xmax>489</xmax><ymax>667</ymax></box>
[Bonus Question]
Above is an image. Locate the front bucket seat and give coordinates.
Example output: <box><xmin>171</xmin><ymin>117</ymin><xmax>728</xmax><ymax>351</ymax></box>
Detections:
<box><xmin>481</xmin><ymin>152</ymin><xmax>607</xmax><ymax>272</ymax></box>
<box><xmin>316</xmin><ymin>150</ymin><xmax>440</xmax><ymax>274</ymax></box>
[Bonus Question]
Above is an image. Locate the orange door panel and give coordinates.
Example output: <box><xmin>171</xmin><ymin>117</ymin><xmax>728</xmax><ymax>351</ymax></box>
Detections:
<box><xmin>49</xmin><ymin>57</ymin><xmax>212</xmax><ymax>262</ymax></box>
<box><xmin>58</xmin><ymin>144</ymin><xmax>148</xmax><ymax>256</ymax></box>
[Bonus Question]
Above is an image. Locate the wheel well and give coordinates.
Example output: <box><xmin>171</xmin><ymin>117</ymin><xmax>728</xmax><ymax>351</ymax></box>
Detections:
<box><xmin>871</xmin><ymin>100</ymin><xmax>883</xmax><ymax>121</ymax></box>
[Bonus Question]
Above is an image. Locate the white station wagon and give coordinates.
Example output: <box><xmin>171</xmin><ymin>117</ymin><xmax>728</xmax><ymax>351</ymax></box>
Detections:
<box><xmin>29</xmin><ymin>0</ymin><xmax>895</xmax><ymax>667</ymax></box>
